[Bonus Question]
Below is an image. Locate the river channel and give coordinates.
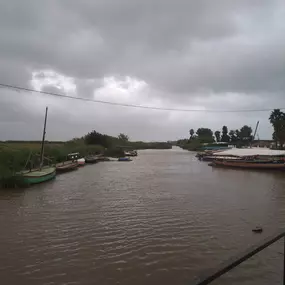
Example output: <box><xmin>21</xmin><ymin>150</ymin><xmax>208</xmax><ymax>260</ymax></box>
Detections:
<box><xmin>1</xmin><ymin>147</ymin><xmax>285</xmax><ymax>285</ymax></box>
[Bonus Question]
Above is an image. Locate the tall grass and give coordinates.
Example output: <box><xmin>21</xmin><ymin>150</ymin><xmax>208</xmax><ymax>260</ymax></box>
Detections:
<box><xmin>0</xmin><ymin>142</ymin><xmax>104</xmax><ymax>188</ymax></box>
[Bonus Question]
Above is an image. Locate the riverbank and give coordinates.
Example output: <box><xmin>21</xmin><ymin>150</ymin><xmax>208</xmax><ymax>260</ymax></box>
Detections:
<box><xmin>0</xmin><ymin>140</ymin><xmax>172</xmax><ymax>188</ymax></box>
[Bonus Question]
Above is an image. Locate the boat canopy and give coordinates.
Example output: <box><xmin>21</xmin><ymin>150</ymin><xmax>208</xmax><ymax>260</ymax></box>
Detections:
<box><xmin>213</xmin><ymin>148</ymin><xmax>285</xmax><ymax>157</ymax></box>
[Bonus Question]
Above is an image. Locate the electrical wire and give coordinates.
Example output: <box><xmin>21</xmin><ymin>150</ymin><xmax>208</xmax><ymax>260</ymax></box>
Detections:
<box><xmin>0</xmin><ymin>82</ymin><xmax>283</xmax><ymax>113</ymax></box>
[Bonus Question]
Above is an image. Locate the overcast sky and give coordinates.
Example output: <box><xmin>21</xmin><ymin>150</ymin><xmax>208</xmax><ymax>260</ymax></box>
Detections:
<box><xmin>1</xmin><ymin>0</ymin><xmax>284</xmax><ymax>141</ymax></box>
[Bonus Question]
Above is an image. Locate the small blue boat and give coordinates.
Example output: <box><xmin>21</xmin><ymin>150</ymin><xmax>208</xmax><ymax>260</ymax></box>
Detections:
<box><xmin>118</xmin><ymin>157</ymin><xmax>132</xmax><ymax>162</ymax></box>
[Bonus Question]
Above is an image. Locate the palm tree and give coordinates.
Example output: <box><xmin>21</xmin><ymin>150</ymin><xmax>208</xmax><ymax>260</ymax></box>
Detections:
<box><xmin>189</xmin><ymin>129</ymin><xmax>194</xmax><ymax>140</ymax></box>
<box><xmin>269</xmin><ymin>109</ymin><xmax>285</xmax><ymax>149</ymax></box>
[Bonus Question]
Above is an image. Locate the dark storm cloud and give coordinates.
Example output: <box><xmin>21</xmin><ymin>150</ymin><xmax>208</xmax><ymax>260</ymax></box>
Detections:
<box><xmin>0</xmin><ymin>0</ymin><xmax>284</xmax><ymax>140</ymax></box>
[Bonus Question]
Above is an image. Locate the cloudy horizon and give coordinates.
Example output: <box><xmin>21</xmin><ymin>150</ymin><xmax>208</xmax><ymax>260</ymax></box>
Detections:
<box><xmin>1</xmin><ymin>0</ymin><xmax>284</xmax><ymax>142</ymax></box>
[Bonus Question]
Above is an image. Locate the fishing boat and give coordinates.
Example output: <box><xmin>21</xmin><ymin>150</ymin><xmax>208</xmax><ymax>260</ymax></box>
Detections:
<box><xmin>67</xmin><ymin>153</ymin><xmax>85</xmax><ymax>166</ymax></box>
<box><xmin>124</xmin><ymin>150</ymin><xmax>138</xmax><ymax>157</ymax></box>
<box><xmin>202</xmin><ymin>155</ymin><xmax>243</xmax><ymax>162</ymax></box>
<box><xmin>56</xmin><ymin>161</ymin><xmax>78</xmax><ymax>173</ymax></box>
<box><xmin>17</xmin><ymin>107</ymin><xmax>56</xmax><ymax>186</ymax></box>
<box><xmin>20</xmin><ymin>166</ymin><xmax>56</xmax><ymax>185</ymax></box>
<box><xmin>118</xmin><ymin>157</ymin><xmax>132</xmax><ymax>162</ymax></box>
<box><xmin>85</xmin><ymin>155</ymin><xmax>101</xmax><ymax>164</ymax></box>
<box><xmin>211</xmin><ymin>159</ymin><xmax>285</xmax><ymax>170</ymax></box>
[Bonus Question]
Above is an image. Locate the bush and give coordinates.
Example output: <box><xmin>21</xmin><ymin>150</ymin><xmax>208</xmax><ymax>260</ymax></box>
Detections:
<box><xmin>181</xmin><ymin>139</ymin><xmax>203</xmax><ymax>151</ymax></box>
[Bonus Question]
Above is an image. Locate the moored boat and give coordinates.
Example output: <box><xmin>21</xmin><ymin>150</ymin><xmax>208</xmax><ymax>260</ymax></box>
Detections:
<box><xmin>67</xmin><ymin>153</ymin><xmax>85</xmax><ymax>166</ymax></box>
<box><xmin>211</xmin><ymin>159</ymin><xmax>285</xmax><ymax>170</ymax></box>
<box><xmin>20</xmin><ymin>166</ymin><xmax>56</xmax><ymax>185</ymax></box>
<box><xmin>16</xmin><ymin>107</ymin><xmax>56</xmax><ymax>186</ymax></box>
<box><xmin>56</xmin><ymin>161</ymin><xmax>78</xmax><ymax>173</ymax></box>
<box><xmin>124</xmin><ymin>150</ymin><xmax>138</xmax><ymax>157</ymax></box>
<box><xmin>118</xmin><ymin>157</ymin><xmax>132</xmax><ymax>162</ymax></box>
<box><xmin>85</xmin><ymin>155</ymin><xmax>101</xmax><ymax>164</ymax></box>
<box><xmin>77</xmin><ymin>158</ymin><xmax>85</xmax><ymax>166</ymax></box>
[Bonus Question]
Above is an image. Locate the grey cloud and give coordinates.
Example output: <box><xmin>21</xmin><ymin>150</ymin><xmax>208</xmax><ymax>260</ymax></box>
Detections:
<box><xmin>0</xmin><ymin>0</ymin><xmax>284</xmax><ymax>140</ymax></box>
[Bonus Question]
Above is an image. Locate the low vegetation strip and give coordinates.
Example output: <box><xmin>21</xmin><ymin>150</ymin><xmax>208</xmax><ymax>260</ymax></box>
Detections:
<box><xmin>0</xmin><ymin>130</ymin><xmax>172</xmax><ymax>188</ymax></box>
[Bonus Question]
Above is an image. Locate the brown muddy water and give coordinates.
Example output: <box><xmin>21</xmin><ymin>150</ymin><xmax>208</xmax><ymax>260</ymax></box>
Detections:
<box><xmin>1</xmin><ymin>147</ymin><xmax>285</xmax><ymax>285</ymax></box>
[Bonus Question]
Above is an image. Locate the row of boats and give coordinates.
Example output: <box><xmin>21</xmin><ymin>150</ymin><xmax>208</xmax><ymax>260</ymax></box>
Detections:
<box><xmin>197</xmin><ymin>148</ymin><xmax>285</xmax><ymax>170</ymax></box>
<box><xmin>17</xmin><ymin>152</ymin><xmax>134</xmax><ymax>186</ymax></box>
<box><xmin>13</xmin><ymin>108</ymin><xmax>136</xmax><ymax>187</ymax></box>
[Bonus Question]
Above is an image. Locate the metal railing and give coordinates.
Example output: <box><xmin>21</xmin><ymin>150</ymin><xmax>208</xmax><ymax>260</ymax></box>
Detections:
<box><xmin>193</xmin><ymin>230</ymin><xmax>285</xmax><ymax>285</ymax></box>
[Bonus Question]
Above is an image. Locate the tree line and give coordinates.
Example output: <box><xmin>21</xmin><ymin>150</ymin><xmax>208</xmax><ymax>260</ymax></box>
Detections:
<box><xmin>184</xmin><ymin>125</ymin><xmax>253</xmax><ymax>146</ymax></box>
<box><xmin>178</xmin><ymin>109</ymin><xmax>285</xmax><ymax>150</ymax></box>
<box><xmin>84</xmin><ymin>131</ymin><xmax>129</xmax><ymax>148</ymax></box>
<box><xmin>84</xmin><ymin>130</ymin><xmax>172</xmax><ymax>150</ymax></box>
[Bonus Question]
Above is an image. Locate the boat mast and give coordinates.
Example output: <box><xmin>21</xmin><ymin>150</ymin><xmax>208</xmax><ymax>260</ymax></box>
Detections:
<box><xmin>252</xmin><ymin>121</ymin><xmax>259</xmax><ymax>141</ymax></box>
<box><xmin>39</xmin><ymin>107</ymin><xmax>48</xmax><ymax>169</ymax></box>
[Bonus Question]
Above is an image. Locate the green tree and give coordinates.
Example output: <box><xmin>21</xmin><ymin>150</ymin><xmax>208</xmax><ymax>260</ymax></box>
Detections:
<box><xmin>269</xmin><ymin>109</ymin><xmax>285</xmax><ymax>149</ymax></box>
<box><xmin>214</xmin><ymin>131</ymin><xmax>221</xmax><ymax>142</ymax></box>
<box><xmin>196</xmin><ymin>128</ymin><xmax>214</xmax><ymax>143</ymax></box>
<box><xmin>221</xmin><ymin>126</ymin><xmax>230</xmax><ymax>142</ymax></box>
<box><xmin>189</xmin><ymin>129</ymin><xmax>195</xmax><ymax>140</ymax></box>
<box><xmin>118</xmin><ymin>133</ymin><xmax>129</xmax><ymax>142</ymax></box>
<box><xmin>85</xmin><ymin>130</ymin><xmax>112</xmax><ymax>148</ymax></box>
<box><xmin>239</xmin><ymin>125</ymin><xmax>253</xmax><ymax>144</ymax></box>
<box><xmin>229</xmin><ymin>130</ymin><xmax>237</xmax><ymax>143</ymax></box>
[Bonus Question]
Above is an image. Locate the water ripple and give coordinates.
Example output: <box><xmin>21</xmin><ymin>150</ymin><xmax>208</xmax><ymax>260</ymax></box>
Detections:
<box><xmin>0</xmin><ymin>148</ymin><xmax>285</xmax><ymax>285</ymax></box>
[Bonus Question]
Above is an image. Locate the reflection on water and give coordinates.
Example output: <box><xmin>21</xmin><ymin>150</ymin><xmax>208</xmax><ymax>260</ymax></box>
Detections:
<box><xmin>1</xmin><ymin>147</ymin><xmax>285</xmax><ymax>285</ymax></box>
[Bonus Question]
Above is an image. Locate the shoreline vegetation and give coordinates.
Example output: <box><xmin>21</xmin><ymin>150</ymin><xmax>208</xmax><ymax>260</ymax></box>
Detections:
<box><xmin>176</xmin><ymin>109</ymin><xmax>285</xmax><ymax>152</ymax></box>
<box><xmin>0</xmin><ymin>130</ymin><xmax>172</xmax><ymax>188</ymax></box>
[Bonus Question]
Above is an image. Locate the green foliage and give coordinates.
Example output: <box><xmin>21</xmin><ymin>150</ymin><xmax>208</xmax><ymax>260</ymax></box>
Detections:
<box><xmin>85</xmin><ymin>130</ymin><xmax>113</xmax><ymax>148</ymax></box>
<box><xmin>118</xmin><ymin>133</ymin><xmax>129</xmax><ymax>142</ymax></box>
<box><xmin>104</xmin><ymin>148</ymin><xmax>125</xmax><ymax>157</ymax></box>
<box><xmin>214</xmin><ymin>131</ymin><xmax>221</xmax><ymax>142</ymax></box>
<box><xmin>239</xmin><ymin>125</ymin><xmax>253</xmax><ymax>143</ymax></box>
<box><xmin>229</xmin><ymin>130</ymin><xmax>238</xmax><ymax>142</ymax></box>
<box><xmin>181</xmin><ymin>139</ymin><xmax>203</xmax><ymax>151</ymax></box>
<box><xmin>125</xmin><ymin>141</ymin><xmax>172</xmax><ymax>150</ymax></box>
<box><xmin>180</xmin><ymin>123</ymin><xmax>255</xmax><ymax>151</ymax></box>
<box><xmin>221</xmin><ymin>126</ymin><xmax>230</xmax><ymax>142</ymax></box>
<box><xmin>0</xmin><ymin>142</ymin><xmax>104</xmax><ymax>188</ymax></box>
<box><xmin>189</xmin><ymin>129</ymin><xmax>195</xmax><ymax>139</ymax></box>
<box><xmin>269</xmin><ymin>109</ymin><xmax>285</xmax><ymax>149</ymax></box>
<box><xmin>196</xmin><ymin>128</ymin><xmax>214</xmax><ymax>143</ymax></box>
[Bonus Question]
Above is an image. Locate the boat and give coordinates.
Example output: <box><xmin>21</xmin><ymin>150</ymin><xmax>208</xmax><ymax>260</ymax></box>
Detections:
<box><xmin>78</xmin><ymin>158</ymin><xmax>85</xmax><ymax>166</ymax></box>
<box><xmin>124</xmin><ymin>150</ymin><xmax>138</xmax><ymax>157</ymax></box>
<box><xmin>20</xmin><ymin>166</ymin><xmax>56</xmax><ymax>185</ymax></box>
<box><xmin>202</xmin><ymin>155</ymin><xmax>242</xmax><ymax>162</ymax></box>
<box><xmin>211</xmin><ymin>159</ymin><xmax>285</xmax><ymax>170</ymax></box>
<box><xmin>252</xmin><ymin>226</ymin><xmax>263</xmax><ymax>233</ymax></box>
<box><xmin>118</xmin><ymin>157</ymin><xmax>132</xmax><ymax>162</ymax></box>
<box><xmin>16</xmin><ymin>107</ymin><xmax>56</xmax><ymax>186</ymax></box>
<box><xmin>85</xmin><ymin>155</ymin><xmax>101</xmax><ymax>164</ymax></box>
<box><xmin>56</xmin><ymin>161</ymin><xmax>78</xmax><ymax>173</ymax></box>
<box><xmin>67</xmin><ymin>153</ymin><xmax>85</xmax><ymax>166</ymax></box>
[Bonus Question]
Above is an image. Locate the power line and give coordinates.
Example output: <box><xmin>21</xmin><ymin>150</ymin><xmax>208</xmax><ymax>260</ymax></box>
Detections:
<box><xmin>0</xmin><ymin>82</ymin><xmax>283</xmax><ymax>113</ymax></box>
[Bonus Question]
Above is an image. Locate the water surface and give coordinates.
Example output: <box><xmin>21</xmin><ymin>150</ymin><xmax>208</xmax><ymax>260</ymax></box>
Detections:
<box><xmin>1</xmin><ymin>148</ymin><xmax>285</xmax><ymax>285</ymax></box>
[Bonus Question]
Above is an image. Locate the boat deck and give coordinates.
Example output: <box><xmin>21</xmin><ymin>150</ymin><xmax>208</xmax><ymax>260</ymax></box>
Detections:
<box><xmin>20</xmin><ymin>167</ymin><xmax>55</xmax><ymax>176</ymax></box>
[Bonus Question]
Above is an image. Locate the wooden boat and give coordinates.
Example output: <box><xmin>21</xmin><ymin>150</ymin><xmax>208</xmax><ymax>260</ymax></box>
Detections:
<box><xmin>67</xmin><ymin>153</ymin><xmax>85</xmax><ymax>166</ymax></box>
<box><xmin>85</xmin><ymin>155</ymin><xmax>101</xmax><ymax>164</ymax></box>
<box><xmin>56</xmin><ymin>161</ymin><xmax>78</xmax><ymax>173</ymax></box>
<box><xmin>118</xmin><ymin>157</ymin><xmax>132</xmax><ymax>162</ymax></box>
<box><xmin>16</xmin><ymin>107</ymin><xmax>56</xmax><ymax>186</ymax></box>
<box><xmin>20</xmin><ymin>166</ymin><xmax>56</xmax><ymax>185</ymax></box>
<box><xmin>252</xmin><ymin>226</ymin><xmax>263</xmax><ymax>233</ymax></box>
<box><xmin>124</xmin><ymin>150</ymin><xmax>138</xmax><ymax>157</ymax></box>
<box><xmin>202</xmin><ymin>156</ymin><xmax>243</xmax><ymax>162</ymax></box>
<box><xmin>211</xmin><ymin>159</ymin><xmax>285</xmax><ymax>170</ymax></box>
